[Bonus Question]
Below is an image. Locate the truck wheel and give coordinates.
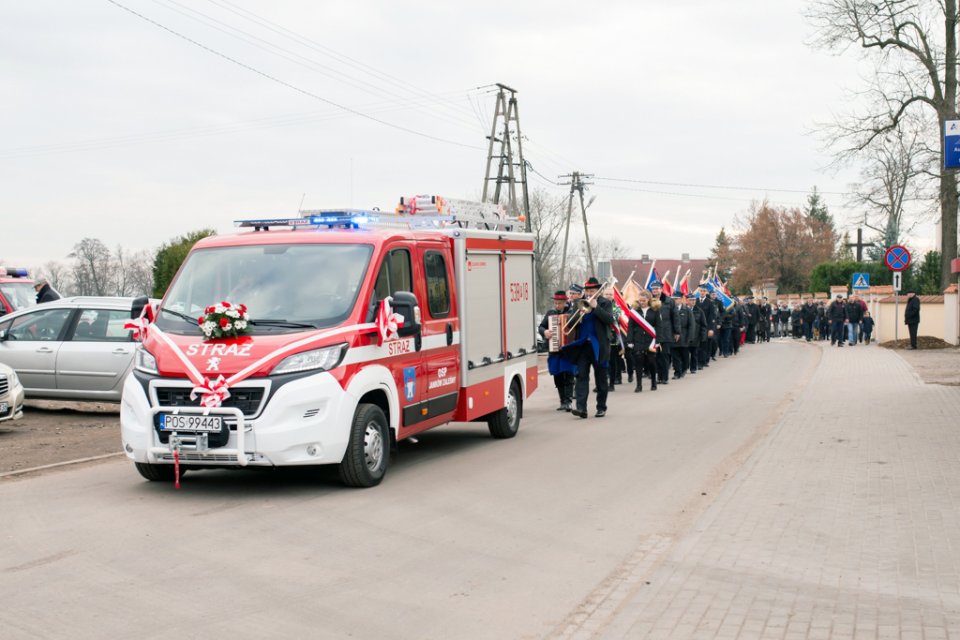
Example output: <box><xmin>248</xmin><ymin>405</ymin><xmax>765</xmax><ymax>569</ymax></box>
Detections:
<box><xmin>134</xmin><ymin>462</ymin><xmax>183</xmax><ymax>482</ymax></box>
<box><xmin>487</xmin><ymin>380</ymin><xmax>521</xmax><ymax>439</ymax></box>
<box><xmin>338</xmin><ymin>403</ymin><xmax>390</xmax><ymax>488</ymax></box>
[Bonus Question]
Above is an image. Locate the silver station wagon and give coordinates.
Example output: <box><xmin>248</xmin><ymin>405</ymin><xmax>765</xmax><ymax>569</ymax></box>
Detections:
<box><xmin>0</xmin><ymin>297</ymin><xmax>144</xmax><ymax>402</ymax></box>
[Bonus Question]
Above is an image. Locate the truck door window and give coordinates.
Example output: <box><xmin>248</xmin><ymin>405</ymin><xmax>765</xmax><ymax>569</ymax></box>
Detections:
<box><xmin>374</xmin><ymin>249</ymin><xmax>412</xmax><ymax>301</ymax></box>
<box><xmin>423</xmin><ymin>251</ymin><xmax>450</xmax><ymax>318</ymax></box>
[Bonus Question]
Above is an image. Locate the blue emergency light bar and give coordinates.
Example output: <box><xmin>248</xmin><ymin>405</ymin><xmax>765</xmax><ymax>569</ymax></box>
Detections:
<box><xmin>0</xmin><ymin>267</ymin><xmax>30</xmax><ymax>278</ymax></box>
<box><xmin>235</xmin><ymin>211</ymin><xmax>380</xmax><ymax>231</ymax></box>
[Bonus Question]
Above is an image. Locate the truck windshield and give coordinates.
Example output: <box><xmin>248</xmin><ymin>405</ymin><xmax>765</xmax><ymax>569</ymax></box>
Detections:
<box><xmin>0</xmin><ymin>282</ymin><xmax>37</xmax><ymax>311</ymax></box>
<box><xmin>158</xmin><ymin>243</ymin><xmax>373</xmax><ymax>334</ymax></box>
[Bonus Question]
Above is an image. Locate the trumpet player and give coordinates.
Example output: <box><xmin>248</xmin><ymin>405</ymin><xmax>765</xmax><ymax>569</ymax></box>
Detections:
<box><xmin>539</xmin><ymin>290</ymin><xmax>576</xmax><ymax>411</ymax></box>
<box><xmin>570</xmin><ymin>277</ymin><xmax>615</xmax><ymax>419</ymax></box>
<box><xmin>626</xmin><ymin>291</ymin><xmax>658</xmax><ymax>392</ymax></box>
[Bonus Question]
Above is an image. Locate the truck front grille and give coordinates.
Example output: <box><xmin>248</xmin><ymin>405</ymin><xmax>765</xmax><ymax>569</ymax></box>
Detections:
<box><xmin>0</xmin><ymin>375</ymin><xmax>8</xmax><ymax>395</ymax></box>
<box><xmin>154</xmin><ymin>386</ymin><xmax>265</xmax><ymax>418</ymax></box>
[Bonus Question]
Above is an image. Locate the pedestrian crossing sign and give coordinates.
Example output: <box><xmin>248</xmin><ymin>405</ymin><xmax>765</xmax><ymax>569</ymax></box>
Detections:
<box><xmin>852</xmin><ymin>272</ymin><xmax>870</xmax><ymax>290</ymax></box>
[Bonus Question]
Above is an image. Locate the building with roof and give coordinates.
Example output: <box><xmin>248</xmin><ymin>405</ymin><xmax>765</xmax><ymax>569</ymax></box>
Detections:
<box><xmin>607</xmin><ymin>254</ymin><xmax>710</xmax><ymax>288</ymax></box>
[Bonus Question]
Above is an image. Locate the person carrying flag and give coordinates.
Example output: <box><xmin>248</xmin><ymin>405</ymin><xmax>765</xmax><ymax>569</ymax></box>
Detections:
<box><xmin>626</xmin><ymin>290</ymin><xmax>658</xmax><ymax>392</ymax></box>
<box><xmin>569</xmin><ymin>277</ymin><xmax>615</xmax><ymax>419</ymax></box>
<box><xmin>650</xmin><ymin>280</ymin><xmax>680</xmax><ymax>384</ymax></box>
<box><xmin>538</xmin><ymin>290</ymin><xmax>576</xmax><ymax>412</ymax></box>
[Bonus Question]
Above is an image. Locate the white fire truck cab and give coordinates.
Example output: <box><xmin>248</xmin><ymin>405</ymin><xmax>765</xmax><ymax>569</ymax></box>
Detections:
<box><xmin>120</xmin><ymin>196</ymin><xmax>539</xmax><ymax>487</ymax></box>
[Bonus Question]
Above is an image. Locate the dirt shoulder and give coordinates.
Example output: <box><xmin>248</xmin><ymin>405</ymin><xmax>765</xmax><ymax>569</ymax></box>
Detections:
<box><xmin>893</xmin><ymin>346</ymin><xmax>960</xmax><ymax>386</ymax></box>
<box><xmin>0</xmin><ymin>400</ymin><xmax>122</xmax><ymax>475</ymax></box>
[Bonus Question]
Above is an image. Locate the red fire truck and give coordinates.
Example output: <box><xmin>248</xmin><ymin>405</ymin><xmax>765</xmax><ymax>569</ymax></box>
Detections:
<box><xmin>120</xmin><ymin>196</ymin><xmax>539</xmax><ymax>487</ymax></box>
<box><xmin>0</xmin><ymin>267</ymin><xmax>36</xmax><ymax>317</ymax></box>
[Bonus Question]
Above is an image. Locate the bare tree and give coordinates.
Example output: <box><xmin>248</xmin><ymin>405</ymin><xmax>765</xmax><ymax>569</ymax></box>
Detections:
<box><xmin>124</xmin><ymin>248</ymin><xmax>156</xmax><ymax>297</ymax></box>
<box><xmin>42</xmin><ymin>261</ymin><xmax>73</xmax><ymax>296</ymax></box>
<box><xmin>847</xmin><ymin>122</ymin><xmax>934</xmax><ymax>257</ymax></box>
<box><xmin>807</xmin><ymin>0</ymin><xmax>958</xmax><ymax>288</ymax></box>
<box><xmin>70</xmin><ymin>238</ymin><xmax>114</xmax><ymax>296</ymax></box>
<box><xmin>529</xmin><ymin>188</ymin><xmax>568</xmax><ymax>309</ymax></box>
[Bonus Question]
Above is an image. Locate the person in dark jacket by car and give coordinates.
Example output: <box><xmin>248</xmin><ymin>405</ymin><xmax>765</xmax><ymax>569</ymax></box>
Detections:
<box><xmin>33</xmin><ymin>279</ymin><xmax>60</xmax><ymax>304</ymax></box>
<box><xmin>801</xmin><ymin>298</ymin><xmax>817</xmax><ymax>342</ymax></box>
<box><xmin>904</xmin><ymin>290</ymin><xmax>921</xmax><ymax>349</ymax></box>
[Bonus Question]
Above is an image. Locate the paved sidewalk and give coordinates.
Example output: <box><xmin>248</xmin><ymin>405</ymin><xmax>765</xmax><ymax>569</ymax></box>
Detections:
<box><xmin>565</xmin><ymin>342</ymin><xmax>960</xmax><ymax>639</ymax></box>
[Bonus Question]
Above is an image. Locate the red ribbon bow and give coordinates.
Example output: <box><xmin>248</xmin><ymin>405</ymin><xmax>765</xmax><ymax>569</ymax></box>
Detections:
<box><xmin>376</xmin><ymin>298</ymin><xmax>405</xmax><ymax>346</ymax></box>
<box><xmin>189</xmin><ymin>375</ymin><xmax>232</xmax><ymax>408</ymax></box>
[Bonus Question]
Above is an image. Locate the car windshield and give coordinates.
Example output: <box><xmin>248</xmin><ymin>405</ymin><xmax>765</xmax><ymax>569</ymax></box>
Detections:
<box><xmin>158</xmin><ymin>243</ymin><xmax>374</xmax><ymax>334</ymax></box>
<box><xmin>0</xmin><ymin>282</ymin><xmax>37</xmax><ymax>311</ymax></box>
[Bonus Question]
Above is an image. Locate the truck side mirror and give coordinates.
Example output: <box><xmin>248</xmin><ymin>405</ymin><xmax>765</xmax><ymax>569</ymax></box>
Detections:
<box><xmin>390</xmin><ymin>291</ymin><xmax>421</xmax><ymax>337</ymax></box>
<box><xmin>131</xmin><ymin>296</ymin><xmax>149</xmax><ymax>319</ymax></box>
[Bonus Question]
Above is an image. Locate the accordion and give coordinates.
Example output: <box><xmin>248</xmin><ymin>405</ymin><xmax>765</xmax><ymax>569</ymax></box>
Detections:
<box><xmin>548</xmin><ymin>313</ymin><xmax>571</xmax><ymax>352</ymax></box>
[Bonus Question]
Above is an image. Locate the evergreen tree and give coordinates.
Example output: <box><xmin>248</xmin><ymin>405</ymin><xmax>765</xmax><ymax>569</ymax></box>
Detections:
<box><xmin>709</xmin><ymin>227</ymin><xmax>733</xmax><ymax>281</ymax></box>
<box><xmin>805</xmin><ymin>186</ymin><xmax>833</xmax><ymax>226</ymax></box>
<box><xmin>152</xmin><ymin>229</ymin><xmax>215</xmax><ymax>298</ymax></box>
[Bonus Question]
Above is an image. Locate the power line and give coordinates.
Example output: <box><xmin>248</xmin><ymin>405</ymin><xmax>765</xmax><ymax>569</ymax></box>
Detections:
<box><xmin>106</xmin><ymin>0</ymin><xmax>484</xmax><ymax>151</ymax></box>
<box><xmin>594</xmin><ymin>176</ymin><xmax>849</xmax><ymax>196</ymax></box>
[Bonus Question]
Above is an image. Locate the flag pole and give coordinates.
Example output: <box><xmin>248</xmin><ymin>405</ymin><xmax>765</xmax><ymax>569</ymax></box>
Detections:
<box><xmin>622</xmin><ymin>270</ymin><xmax>635</xmax><ymax>294</ymax></box>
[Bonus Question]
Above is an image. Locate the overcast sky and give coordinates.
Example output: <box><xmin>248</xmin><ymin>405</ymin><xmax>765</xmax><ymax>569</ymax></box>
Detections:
<box><xmin>1</xmin><ymin>0</ymin><xmax>932</xmax><ymax>270</ymax></box>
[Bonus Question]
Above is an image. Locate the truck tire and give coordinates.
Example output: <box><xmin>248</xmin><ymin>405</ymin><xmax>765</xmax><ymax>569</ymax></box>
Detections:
<box><xmin>487</xmin><ymin>380</ymin><xmax>521</xmax><ymax>439</ymax></box>
<box><xmin>134</xmin><ymin>462</ymin><xmax>183</xmax><ymax>482</ymax></box>
<box><xmin>338</xmin><ymin>403</ymin><xmax>390</xmax><ymax>488</ymax></box>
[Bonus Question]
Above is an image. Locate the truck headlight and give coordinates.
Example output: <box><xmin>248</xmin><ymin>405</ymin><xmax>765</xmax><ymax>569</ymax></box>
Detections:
<box><xmin>135</xmin><ymin>347</ymin><xmax>159</xmax><ymax>375</ymax></box>
<box><xmin>272</xmin><ymin>343</ymin><xmax>347</xmax><ymax>375</ymax></box>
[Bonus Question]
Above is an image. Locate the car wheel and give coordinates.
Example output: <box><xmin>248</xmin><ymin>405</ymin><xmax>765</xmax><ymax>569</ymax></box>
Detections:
<box><xmin>487</xmin><ymin>380</ymin><xmax>521</xmax><ymax>439</ymax></box>
<box><xmin>338</xmin><ymin>403</ymin><xmax>390</xmax><ymax>488</ymax></box>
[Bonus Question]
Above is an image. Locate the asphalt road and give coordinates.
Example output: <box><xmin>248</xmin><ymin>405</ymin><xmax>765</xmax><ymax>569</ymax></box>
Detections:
<box><xmin>0</xmin><ymin>341</ymin><xmax>817</xmax><ymax>640</ymax></box>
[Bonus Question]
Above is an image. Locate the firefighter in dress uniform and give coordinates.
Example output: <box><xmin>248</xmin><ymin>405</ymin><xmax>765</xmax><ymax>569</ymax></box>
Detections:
<box><xmin>569</xmin><ymin>277</ymin><xmax>615</xmax><ymax>419</ymax></box>
<box><xmin>539</xmin><ymin>290</ymin><xmax>576</xmax><ymax>412</ymax></box>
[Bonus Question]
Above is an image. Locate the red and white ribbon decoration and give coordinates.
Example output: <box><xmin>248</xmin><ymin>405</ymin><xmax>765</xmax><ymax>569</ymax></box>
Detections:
<box><xmin>190</xmin><ymin>375</ymin><xmax>232</xmax><ymax>408</ymax></box>
<box><xmin>124</xmin><ymin>303</ymin><xmax>155</xmax><ymax>342</ymax></box>
<box><xmin>138</xmin><ymin>297</ymin><xmax>408</xmax><ymax>409</ymax></box>
<box><xmin>376</xmin><ymin>297</ymin><xmax>405</xmax><ymax>346</ymax></box>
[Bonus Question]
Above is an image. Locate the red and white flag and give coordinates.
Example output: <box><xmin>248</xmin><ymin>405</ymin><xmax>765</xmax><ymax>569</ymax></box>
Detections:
<box><xmin>612</xmin><ymin>287</ymin><xmax>657</xmax><ymax>349</ymax></box>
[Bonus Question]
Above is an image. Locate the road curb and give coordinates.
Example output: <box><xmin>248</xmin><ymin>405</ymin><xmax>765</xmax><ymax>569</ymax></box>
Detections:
<box><xmin>0</xmin><ymin>452</ymin><xmax>124</xmax><ymax>479</ymax></box>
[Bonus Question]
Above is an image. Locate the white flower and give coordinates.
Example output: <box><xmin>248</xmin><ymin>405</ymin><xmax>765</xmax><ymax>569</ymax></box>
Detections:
<box><xmin>222</xmin><ymin>322</ymin><xmax>233</xmax><ymax>331</ymax></box>
<box><xmin>226</xmin><ymin>309</ymin><xmax>240</xmax><ymax>319</ymax></box>
<box><xmin>213</xmin><ymin>305</ymin><xmax>225</xmax><ymax>314</ymax></box>
<box><xmin>234</xmin><ymin>320</ymin><xmax>248</xmax><ymax>330</ymax></box>
<box><xmin>202</xmin><ymin>321</ymin><xmax>217</xmax><ymax>334</ymax></box>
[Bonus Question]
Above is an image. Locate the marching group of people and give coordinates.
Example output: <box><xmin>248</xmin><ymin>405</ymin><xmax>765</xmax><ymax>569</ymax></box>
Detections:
<box><xmin>767</xmin><ymin>294</ymin><xmax>875</xmax><ymax>347</ymax></box>
<box><xmin>538</xmin><ymin>277</ymin><xmax>772</xmax><ymax>419</ymax></box>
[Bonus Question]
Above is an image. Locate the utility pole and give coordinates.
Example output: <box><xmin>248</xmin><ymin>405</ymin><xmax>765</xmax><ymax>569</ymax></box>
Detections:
<box><xmin>481</xmin><ymin>83</ymin><xmax>531</xmax><ymax>231</ymax></box>
<box><xmin>845</xmin><ymin>227</ymin><xmax>875</xmax><ymax>262</ymax></box>
<box><xmin>558</xmin><ymin>171</ymin><xmax>595</xmax><ymax>286</ymax></box>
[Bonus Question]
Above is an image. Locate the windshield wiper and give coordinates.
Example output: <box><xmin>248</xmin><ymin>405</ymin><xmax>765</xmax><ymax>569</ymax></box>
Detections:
<box><xmin>160</xmin><ymin>308</ymin><xmax>199</xmax><ymax>324</ymax></box>
<box><xmin>249</xmin><ymin>319</ymin><xmax>318</xmax><ymax>329</ymax></box>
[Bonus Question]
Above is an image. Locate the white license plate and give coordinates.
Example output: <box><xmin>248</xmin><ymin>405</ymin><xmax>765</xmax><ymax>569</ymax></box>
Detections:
<box><xmin>160</xmin><ymin>414</ymin><xmax>223</xmax><ymax>432</ymax></box>
<box><xmin>0</xmin><ymin>402</ymin><xmax>8</xmax><ymax>414</ymax></box>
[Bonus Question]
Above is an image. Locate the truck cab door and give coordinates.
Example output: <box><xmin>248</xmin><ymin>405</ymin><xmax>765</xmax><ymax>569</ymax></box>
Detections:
<box><xmin>414</xmin><ymin>245</ymin><xmax>459</xmax><ymax>428</ymax></box>
<box><xmin>371</xmin><ymin>245</ymin><xmax>423</xmax><ymax>426</ymax></box>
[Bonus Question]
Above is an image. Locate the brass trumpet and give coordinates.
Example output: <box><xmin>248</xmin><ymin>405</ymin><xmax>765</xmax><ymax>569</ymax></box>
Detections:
<box><xmin>563</xmin><ymin>279</ymin><xmax>612</xmax><ymax>335</ymax></box>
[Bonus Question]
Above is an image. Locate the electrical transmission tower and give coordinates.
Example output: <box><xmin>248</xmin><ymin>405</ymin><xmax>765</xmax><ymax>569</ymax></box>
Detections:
<box><xmin>481</xmin><ymin>83</ymin><xmax>531</xmax><ymax>232</ymax></box>
<box><xmin>559</xmin><ymin>171</ymin><xmax>595</xmax><ymax>286</ymax></box>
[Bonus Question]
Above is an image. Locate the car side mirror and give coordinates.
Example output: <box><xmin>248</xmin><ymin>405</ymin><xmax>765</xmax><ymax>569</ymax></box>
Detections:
<box><xmin>0</xmin><ymin>329</ymin><xmax>7</xmax><ymax>341</ymax></box>
<box><xmin>131</xmin><ymin>295</ymin><xmax>149</xmax><ymax>319</ymax></box>
<box><xmin>390</xmin><ymin>291</ymin><xmax>421</xmax><ymax>337</ymax></box>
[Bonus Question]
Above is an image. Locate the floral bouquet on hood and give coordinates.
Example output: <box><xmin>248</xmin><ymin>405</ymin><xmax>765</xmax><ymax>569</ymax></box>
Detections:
<box><xmin>198</xmin><ymin>301</ymin><xmax>250</xmax><ymax>340</ymax></box>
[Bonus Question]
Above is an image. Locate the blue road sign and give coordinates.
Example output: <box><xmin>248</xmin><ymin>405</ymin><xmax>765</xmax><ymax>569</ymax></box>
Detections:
<box><xmin>947</xmin><ymin>121</ymin><xmax>960</xmax><ymax>169</ymax></box>
<box><xmin>884</xmin><ymin>245</ymin><xmax>912</xmax><ymax>272</ymax></box>
<box><xmin>852</xmin><ymin>272</ymin><xmax>870</xmax><ymax>290</ymax></box>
